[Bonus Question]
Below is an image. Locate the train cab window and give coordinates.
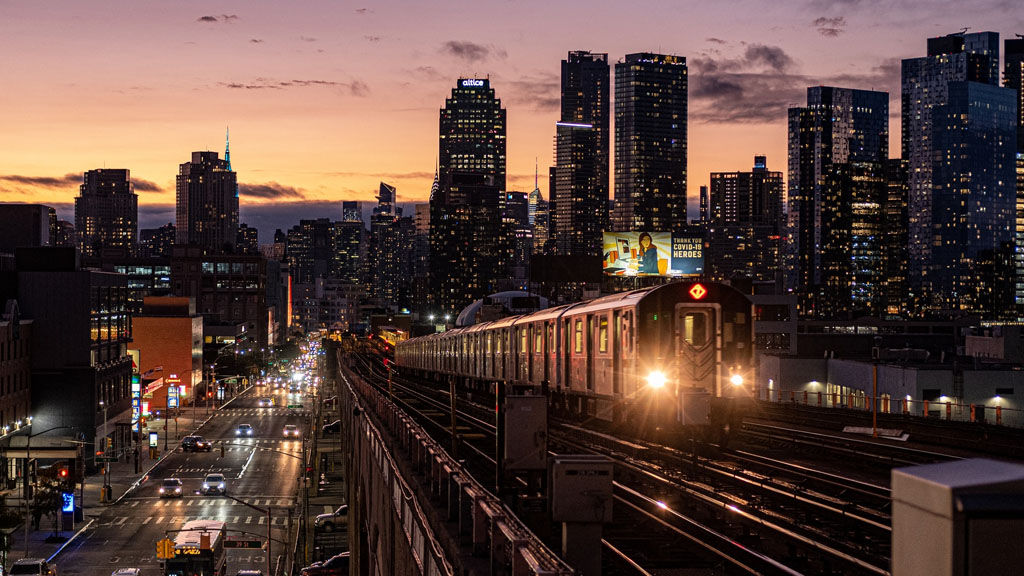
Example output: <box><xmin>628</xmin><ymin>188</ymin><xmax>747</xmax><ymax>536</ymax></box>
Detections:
<box><xmin>598</xmin><ymin>318</ymin><xmax>608</xmax><ymax>353</ymax></box>
<box><xmin>574</xmin><ymin>319</ymin><xmax>583</xmax><ymax>353</ymax></box>
<box><xmin>682</xmin><ymin>313</ymin><xmax>709</xmax><ymax>348</ymax></box>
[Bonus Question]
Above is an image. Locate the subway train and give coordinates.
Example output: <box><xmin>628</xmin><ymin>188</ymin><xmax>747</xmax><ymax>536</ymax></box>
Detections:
<box><xmin>395</xmin><ymin>281</ymin><xmax>755</xmax><ymax>440</ymax></box>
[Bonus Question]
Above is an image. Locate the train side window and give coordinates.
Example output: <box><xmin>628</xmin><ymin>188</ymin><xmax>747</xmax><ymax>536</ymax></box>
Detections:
<box><xmin>574</xmin><ymin>319</ymin><xmax>583</xmax><ymax>354</ymax></box>
<box><xmin>521</xmin><ymin>328</ymin><xmax>527</xmax><ymax>353</ymax></box>
<box><xmin>599</xmin><ymin>317</ymin><xmax>608</xmax><ymax>353</ymax></box>
<box><xmin>535</xmin><ymin>331</ymin><xmax>542</xmax><ymax>353</ymax></box>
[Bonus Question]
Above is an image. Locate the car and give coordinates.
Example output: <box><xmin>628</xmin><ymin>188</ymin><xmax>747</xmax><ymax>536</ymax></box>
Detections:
<box><xmin>236</xmin><ymin>423</ymin><xmax>254</xmax><ymax>437</ymax></box>
<box><xmin>300</xmin><ymin>553</ymin><xmax>349</xmax><ymax>576</ymax></box>
<box><xmin>322</xmin><ymin>420</ymin><xmax>341</xmax><ymax>435</ymax></box>
<box><xmin>282</xmin><ymin>424</ymin><xmax>300</xmax><ymax>438</ymax></box>
<box><xmin>258</xmin><ymin>397</ymin><xmax>274</xmax><ymax>407</ymax></box>
<box><xmin>181</xmin><ymin>435</ymin><xmax>212</xmax><ymax>452</ymax></box>
<box><xmin>201</xmin><ymin>473</ymin><xmax>226</xmax><ymax>495</ymax></box>
<box><xmin>111</xmin><ymin>569</ymin><xmax>142</xmax><ymax>576</ymax></box>
<box><xmin>234</xmin><ymin>571</ymin><xmax>263</xmax><ymax>576</ymax></box>
<box><xmin>313</xmin><ymin>504</ymin><xmax>348</xmax><ymax>532</ymax></box>
<box><xmin>10</xmin><ymin>559</ymin><xmax>56</xmax><ymax>576</ymax></box>
<box><xmin>158</xmin><ymin>478</ymin><xmax>183</xmax><ymax>498</ymax></box>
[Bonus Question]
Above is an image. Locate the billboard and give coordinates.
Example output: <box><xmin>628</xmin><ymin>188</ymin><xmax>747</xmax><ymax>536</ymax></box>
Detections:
<box><xmin>602</xmin><ymin>231</ymin><xmax>704</xmax><ymax>277</ymax></box>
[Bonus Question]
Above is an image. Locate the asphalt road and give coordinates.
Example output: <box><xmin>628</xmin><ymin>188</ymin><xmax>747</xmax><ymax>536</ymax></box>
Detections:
<box><xmin>56</xmin><ymin>386</ymin><xmax>312</xmax><ymax>576</ymax></box>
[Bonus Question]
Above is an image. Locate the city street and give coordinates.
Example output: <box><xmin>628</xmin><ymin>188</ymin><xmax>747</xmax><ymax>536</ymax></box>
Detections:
<box><xmin>51</xmin><ymin>387</ymin><xmax>311</xmax><ymax>575</ymax></box>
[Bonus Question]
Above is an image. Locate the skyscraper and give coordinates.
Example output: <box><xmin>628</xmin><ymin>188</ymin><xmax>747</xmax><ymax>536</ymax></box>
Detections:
<box><xmin>707</xmin><ymin>156</ymin><xmax>784</xmax><ymax>283</ymax></box>
<box><xmin>613</xmin><ymin>53</ymin><xmax>688</xmax><ymax>232</ymax></box>
<box><xmin>903</xmin><ymin>32</ymin><xmax>1016</xmax><ymax>314</ymax></box>
<box><xmin>787</xmin><ymin>86</ymin><xmax>888</xmax><ymax>316</ymax></box>
<box><xmin>1005</xmin><ymin>37</ymin><xmax>1024</xmax><ymax>314</ymax></box>
<box><xmin>236</xmin><ymin>223</ymin><xmax>259</xmax><ymax>255</ymax></box>
<box><xmin>75</xmin><ymin>168</ymin><xmax>138</xmax><ymax>257</ymax></box>
<box><xmin>175</xmin><ymin>151</ymin><xmax>238</xmax><ymax>254</ymax></box>
<box><xmin>552</xmin><ymin>51</ymin><xmax>609</xmax><ymax>256</ymax></box>
<box><xmin>429</xmin><ymin>78</ymin><xmax>510</xmax><ymax>316</ymax></box>
<box><xmin>140</xmin><ymin>222</ymin><xmax>176</xmax><ymax>258</ymax></box>
<box><xmin>369</xmin><ymin>182</ymin><xmax>408</xmax><ymax>309</ymax></box>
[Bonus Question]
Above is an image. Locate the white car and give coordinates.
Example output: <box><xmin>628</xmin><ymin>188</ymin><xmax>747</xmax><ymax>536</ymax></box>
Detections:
<box><xmin>159</xmin><ymin>478</ymin><xmax>183</xmax><ymax>498</ymax></box>
<box><xmin>282</xmin><ymin>424</ymin><xmax>300</xmax><ymax>438</ymax></box>
<box><xmin>201</xmin><ymin>473</ymin><xmax>226</xmax><ymax>495</ymax></box>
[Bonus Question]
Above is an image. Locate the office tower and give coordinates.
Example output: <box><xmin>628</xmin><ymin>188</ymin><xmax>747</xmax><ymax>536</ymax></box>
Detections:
<box><xmin>287</xmin><ymin>219</ymin><xmax>337</xmax><ymax>284</ymax></box>
<box><xmin>270</xmin><ymin>229</ymin><xmax>287</xmax><ymax>261</ymax></box>
<box><xmin>0</xmin><ymin>204</ymin><xmax>55</xmax><ymax>254</ymax></box>
<box><xmin>342</xmin><ymin>201</ymin><xmax>363</xmax><ymax>224</ymax></box>
<box><xmin>175</xmin><ymin>151</ymin><xmax>238</xmax><ymax>254</ymax></box>
<box><xmin>333</xmin><ymin>220</ymin><xmax>365</xmax><ymax>285</ymax></box>
<box><xmin>53</xmin><ymin>220</ymin><xmax>75</xmax><ymax>248</ymax></box>
<box><xmin>237</xmin><ymin>223</ymin><xmax>259</xmax><ymax>255</ymax></box>
<box><xmin>552</xmin><ymin>51</ymin><xmax>609</xmax><ymax>256</ymax></box>
<box><xmin>504</xmin><ymin>191</ymin><xmax>532</xmax><ymax>287</ymax></box>
<box><xmin>429</xmin><ymin>78</ymin><xmax>510</xmax><ymax>315</ymax></box>
<box><xmin>903</xmin><ymin>32</ymin><xmax>1016</xmax><ymax>315</ymax></box>
<box><xmin>74</xmin><ymin>169</ymin><xmax>138</xmax><ymax>257</ymax></box>
<box><xmin>884</xmin><ymin>159</ymin><xmax>910</xmax><ymax>317</ymax></box>
<box><xmin>1006</xmin><ymin>37</ymin><xmax>1024</xmax><ymax>315</ymax></box>
<box><xmin>139</xmin><ymin>223</ymin><xmax>176</xmax><ymax>258</ymax></box>
<box><xmin>699</xmin><ymin>185</ymin><xmax>709</xmax><ymax>225</ymax></box>
<box><xmin>613</xmin><ymin>53</ymin><xmax>688</xmax><ymax>232</ymax></box>
<box><xmin>707</xmin><ymin>156</ymin><xmax>784</xmax><ymax>283</ymax></box>
<box><xmin>788</xmin><ymin>86</ymin><xmax>888</xmax><ymax>317</ymax></box>
<box><xmin>411</xmin><ymin>203</ymin><xmax>431</xmax><ymax>309</ymax></box>
<box><xmin>369</xmin><ymin>182</ymin><xmax>408</xmax><ymax>309</ymax></box>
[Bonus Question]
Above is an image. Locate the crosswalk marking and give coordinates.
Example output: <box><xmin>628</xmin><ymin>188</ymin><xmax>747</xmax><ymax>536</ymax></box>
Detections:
<box><xmin>143</xmin><ymin>516</ymin><xmax>152</xmax><ymax>525</ymax></box>
<box><xmin>99</xmin><ymin>514</ymin><xmax>292</xmax><ymax>528</ymax></box>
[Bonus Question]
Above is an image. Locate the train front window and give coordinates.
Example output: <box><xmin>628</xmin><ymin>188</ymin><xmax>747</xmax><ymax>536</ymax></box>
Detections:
<box><xmin>682</xmin><ymin>312</ymin><xmax>708</xmax><ymax>347</ymax></box>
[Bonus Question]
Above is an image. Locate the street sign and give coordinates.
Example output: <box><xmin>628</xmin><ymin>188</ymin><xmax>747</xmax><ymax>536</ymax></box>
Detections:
<box><xmin>287</xmin><ymin>404</ymin><xmax>303</xmax><ymax>409</ymax></box>
<box><xmin>156</xmin><ymin>538</ymin><xmax>175</xmax><ymax>559</ymax></box>
<box><xmin>95</xmin><ymin>456</ymin><xmax>117</xmax><ymax>463</ymax></box>
<box><xmin>224</xmin><ymin>539</ymin><xmax>264</xmax><ymax>549</ymax></box>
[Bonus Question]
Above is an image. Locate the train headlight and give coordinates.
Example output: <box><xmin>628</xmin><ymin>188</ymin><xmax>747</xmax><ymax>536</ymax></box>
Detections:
<box><xmin>646</xmin><ymin>371</ymin><xmax>668</xmax><ymax>389</ymax></box>
<box><xmin>730</xmin><ymin>374</ymin><xmax>745</xmax><ymax>386</ymax></box>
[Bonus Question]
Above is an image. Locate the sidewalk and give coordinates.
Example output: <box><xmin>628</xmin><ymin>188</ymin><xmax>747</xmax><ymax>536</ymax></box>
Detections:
<box><xmin>8</xmin><ymin>395</ymin><xmax>243</xmax><ymax>564</ymax></box>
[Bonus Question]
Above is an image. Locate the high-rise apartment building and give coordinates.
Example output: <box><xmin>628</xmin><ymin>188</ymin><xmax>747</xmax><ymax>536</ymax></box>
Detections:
<box><xmin>369</xmin><ymin>182</ymin><xmax>410</xmax><ymax>310</ymax></box>
<box><xmin>1005</xmin><ymin>38</ymin><xmax>1024</xmax><ymax>315</ymax></box>
<box><xmin>287</xmin><ymin>219</ymin><xmax>337</xmax><ymax>284</ymax></box>
<box><xmin>237</xmin><ymin>223</ymin><xmax>259</xmax><ymax>255</ymax></box>
<box><xmin>613</xmin><ymin>53</ymin><xmax>688</xmax><ymax>232</ymax></box>
<box><xmin>342</xmin><ymin>201</ymin><xmax>363</xmax><ymax>223</ymax></box>
<box><xmin>175</xmin><ymin>151</ymin><xmax>238</xmax><ymax>254</ymax></box>
<box><xmin>0</xmin><ymin>204</ymin><xmax>55</xmax><ymax>254</ymax></box>
<box><xmin>884</xmin><ymin>159</ymin><xmax>910</xmax><ymax>317</ymax></box>
<box><xmin>429</xmin><ymin>78</ymin><xmax>510</xmax><ymax>316</ymax></box>
<box><xmin>903</xmin><ymin>32</ymin><xmax>1017</xmax><ymax>314</ymax></box>
<box><xmin>787</xmin><ymin>86</ymin><xmax>888</xmax><ymax>316</ymax></box>
<box><xmin>140</xmin><ymin>223</ymin><xmax>176</xmax><ymax>258</ymax></box>
<box><xmin>75</xmin><ymin>169</ymin><xmax>138</xmax><ymax>257</ymax></box>
<box><xmin>707</xmin><ymin>156</ymin><xmax>784</xmax><ymax>283</ymax></box>
<box><xmin>552</xmin><ymin>51</ymin><xmax>609</xmax><ymax>256</ymax></box>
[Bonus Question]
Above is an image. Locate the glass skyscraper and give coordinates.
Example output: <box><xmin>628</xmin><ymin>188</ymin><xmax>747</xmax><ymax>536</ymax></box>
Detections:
<box><xmin>613</xmin><ymin>53</ymin><xmax>688</xmax><ymax>232</ymax></box>
<box><xmin>552</xmin><ymin>51</ymin><xmax>609</xmax><ymax>257</ymax></box>
<box><xmin>903</xmin><ymin>32</ymin><xmax>1016</xmax><ymax>313</ymax></box>
<box><xmin>787</xmin><ymin>86</ymin><xmax>888</xmax><ymax>317</ymax></box>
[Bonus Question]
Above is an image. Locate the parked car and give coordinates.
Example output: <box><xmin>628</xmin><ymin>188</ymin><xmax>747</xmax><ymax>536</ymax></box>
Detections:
<box><xmin>201</xmin><ymin>473</ymin><xmax>226</xmax><ymax>495</ymax></box>
<box><xmin>158</xmin><ymin>478</ymin><xmax>183</xmax><ymax>498</ymax></box>
<box><xmin>10</xmin><ymin>559</ymin><xmax>56</xmax><ymax>576</ymax></box>
<box><xmin>236</xmin><ymin>423</ymin><xmax>254</xmax><ymax>437</ymax></box>
<box><xmin>282</xmin><ymin>424</ymin><xmax>300</xmax><ymax>438</ymax></box>
<box><xmin>322</xmin><ymin>420</ymin><xmax>341</xmax><ymax>435</ymax></box>
<box><xmin>181</xmin><ymin>435</ymin><xmax>212</xmax><ymax>452</ymax></box>
<box><xmin>313</xmin><ymin>505</ymin><xmax>348</xmax><ymax>532</ymax></box>
<box><xmin>300</xmin><ymin>553</ymin><xmax>349</xmax><ymax>576</ymax></box>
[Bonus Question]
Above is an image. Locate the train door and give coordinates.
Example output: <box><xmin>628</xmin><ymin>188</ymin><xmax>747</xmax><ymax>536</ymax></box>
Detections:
<box><xmin>612</xmin><ymin>310</ymin><xmax>622</xmax><ymax>395</ymax></box>
<box><xmin>563</xmin><ymin>319</ymin><xmax>572</xmax><ymax>390</ymax></box>
<box><xmin>586</xmin><ymin>315</ymin><xmax>594</xmax><ymax>392</ymax></box>
<box><xmin>674</xmin><ymin>305</ymin><xmax>718</xmax><ymax>395</ymax></box>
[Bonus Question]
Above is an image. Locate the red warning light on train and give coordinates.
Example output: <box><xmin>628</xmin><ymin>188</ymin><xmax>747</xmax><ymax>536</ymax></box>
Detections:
<box><xmin>689</xmin><ymin>284</ymin><xmax>707</xmax><ymax>300</ymax></box>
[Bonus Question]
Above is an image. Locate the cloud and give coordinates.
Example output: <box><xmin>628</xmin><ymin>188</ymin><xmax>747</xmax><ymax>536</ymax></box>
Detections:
<box><xmin>197</xmin><ymin>14</ymin><xmax>238</xmax><ymax>24</ymax></box>
<box><xmin>219</xmin><ymin>78</ymin><xmax>369</xmax><ymax>96</ymax></box>
<box><xmin>494</xmin><ymin>72</ymin><xmax>560</xmax><ymax>111</ymax></box>
<box><xmin>364</xmin><ymin>35</ymin><xmax>381</xmax><ymax>42</ymax></box>
<box><xmin>300</xmin><ymin>36</ymin><xmax>317</xmax><ymax>42</ymax></box>
<box><xmin>706</xmin><ymin>37</ymin><xmax>728</xmax><ymax>45</ymax></box>
<box><xmin>355</xmin><ymin>8</ymin><xmax>370</xmax><ymax>15</ymax></box>
<box><xmin>132</xmin><ymin>178</ymin><xmax>164</xmax><ymax>193</ymax></box>
<box><xmin>440</xmin><ymin>41</ymin><xmax>506</xmax><ymax>63</ymax></box>
<box><xmin>409</xmin><ymin>66</ymin><xmax>446</xmax><ymax>82</ymax></box>
<box><xmin>690</xmin><ymin>45</ymin><xmax>897</xmax><ymax>124</ymax></box>
<box><xmin>813</xmin><ymin>16</ymin><xmax>846</xmax><ymax>36</ymax></box>
<box><xmin>239</xmin><ymin>201</ymin><xmax>348</xmax><ymax>234</ymax></box>
<box><xmin>250</xmin><ymin>38</ymin><xmax>264</xmax><ymax>44</ymax></box>
<box><xmin>0</xmin><ymin>173</ymin><xmax>80</xmax><ymax>190</ymax></box>
<box><xmin>330</xmin><ymin>171</ymin><xmax>436</xmax><ymax>181</ymax></box>
<box><xmin>238</xmin><ymin>182</ymin><xmax>305</xmax><ymax>200</ymax></box>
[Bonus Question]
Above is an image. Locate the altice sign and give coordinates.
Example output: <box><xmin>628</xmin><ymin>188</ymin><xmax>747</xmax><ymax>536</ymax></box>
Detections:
<box><xmin>461</xmin><ymin>79</ymin><xmax>485</xmax><ymax>87</ymax></box>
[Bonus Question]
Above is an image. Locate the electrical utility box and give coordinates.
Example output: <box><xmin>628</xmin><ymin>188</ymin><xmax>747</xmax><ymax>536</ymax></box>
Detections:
<box><xmin>504</xmin><ymin>395</ymin><xmax>547</xmax><ymax>471</ymax></box>
<box><xmin>892</xmin><ymin>458</ymin><xmax>1024</xmax><ymax>576</ymax></box>
<box><xmin>678</xmin><ymin>388</ymin><xmax>711</xmax><ymax>426</ymax></box>
<box><xmin>551</xmin><ymin>455</ymin><xmax>613</xmax><ymax>523</ymax></box>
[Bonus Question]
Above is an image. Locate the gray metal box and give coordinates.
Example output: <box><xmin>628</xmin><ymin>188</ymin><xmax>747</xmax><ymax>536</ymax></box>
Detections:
<box><xmin>551</xmin><ymin>455</ymin><xmax>613</xmax><ymax>523</ymax></box>
<box><xmin>678</xmin><ymin>388</ymin><xmax>711</xmax><ymax>426</ymax></box>
<box><xmin>892</xmin><ymin>458</ymin><xmax>1024</xmax><ymax>576</ymax></box>
<box><xmin>504</xmin><ymin>395</ymin><xmax>547</xmax><ymax>471</ymax></box>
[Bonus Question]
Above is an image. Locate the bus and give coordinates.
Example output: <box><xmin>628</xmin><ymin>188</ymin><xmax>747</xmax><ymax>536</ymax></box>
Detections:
<box><xmin>164</xmin><ymin>520</ymin><xmax>227</xmax><ymax>576</ymax></box>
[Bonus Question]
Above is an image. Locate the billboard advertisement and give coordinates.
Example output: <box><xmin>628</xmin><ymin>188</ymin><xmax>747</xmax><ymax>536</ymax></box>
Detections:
<box><xmin>602</xmin><ymin>231</ymin><xmax>704</xmax><ymax>276</ymax></box>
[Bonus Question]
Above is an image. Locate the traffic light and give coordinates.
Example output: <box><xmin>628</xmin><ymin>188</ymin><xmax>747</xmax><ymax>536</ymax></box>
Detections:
<box><xmin>58</xmin><ymin>467</ymin><xmax>68</xmax><ymax>479</ymax></box>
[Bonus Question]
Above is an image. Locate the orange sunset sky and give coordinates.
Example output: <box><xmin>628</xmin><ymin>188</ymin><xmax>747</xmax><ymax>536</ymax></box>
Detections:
<box><xmin>1</xmin><ymin>1</ymin><xmax>1021</xmax><ymax>238</ymax></box>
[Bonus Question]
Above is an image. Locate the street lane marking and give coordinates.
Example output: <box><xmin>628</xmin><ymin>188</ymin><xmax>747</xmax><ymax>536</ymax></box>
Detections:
<box><xmin>143</xmin><ymin>516</ymin><xmax>152</xmax><ymax>525</ymax></box>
